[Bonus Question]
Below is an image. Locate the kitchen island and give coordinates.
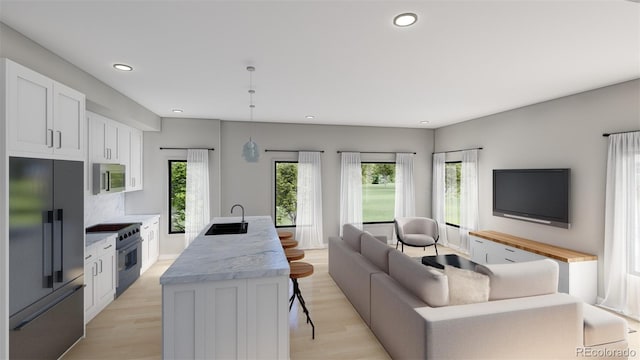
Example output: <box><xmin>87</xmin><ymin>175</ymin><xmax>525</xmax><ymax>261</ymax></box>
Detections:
<box><xmin>160</xmin><ymin>216</ymin><xmax>290</xmax><ymax>359</ymax></box>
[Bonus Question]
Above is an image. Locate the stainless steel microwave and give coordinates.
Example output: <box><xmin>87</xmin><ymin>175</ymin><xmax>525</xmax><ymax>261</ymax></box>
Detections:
<box><xmin>93</xmin><ymin>163</ymin><xmax>126</xmax><ymax>194</ymax></box>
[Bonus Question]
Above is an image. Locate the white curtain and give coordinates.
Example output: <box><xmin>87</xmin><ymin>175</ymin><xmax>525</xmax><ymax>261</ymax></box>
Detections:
<box><xmin>600</xmin><ymin>132</ymin><xmax>640</xmax><ymax>320</ymax></box>
<box><xmin>339</xmin><ymin>152</ymin><xmax>362</xmax><ymax>235</ymax></box>
<box><xmin>459</xmin><ymin>149</ymin><xmax>479</xmax><ymax>253</ymax></box>
<box><xmin>432</xmin><ymin>153</ymin><xmax>448</xmax><ymax>245</ymax></box>
<box><xmin>185</xmin><ymin>149</ymin><xmax>210</xmax><ymax>247</ymax></box>
<box><xmin>394</xmin><ymin>153</ymin><xmax>416</xmax><ymax>218</ymax></box>
<box><xmin>295</xmin><ymin>152</ymin><xmax>324</xmax><ymax>249</ymax></box>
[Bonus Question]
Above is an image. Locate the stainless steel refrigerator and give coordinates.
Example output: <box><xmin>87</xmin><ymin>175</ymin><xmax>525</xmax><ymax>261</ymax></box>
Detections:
<box><xmin>9</xmin><ymin>157</ymin><xmax>84</xmax><ymax>359</ymax></box>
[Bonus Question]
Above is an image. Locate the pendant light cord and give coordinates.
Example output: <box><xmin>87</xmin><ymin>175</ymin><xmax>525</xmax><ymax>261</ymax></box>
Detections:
<box><xmin>248</xmin><ymin>66</ymin><xmax>255</xmax><ymax>123</ymax></box>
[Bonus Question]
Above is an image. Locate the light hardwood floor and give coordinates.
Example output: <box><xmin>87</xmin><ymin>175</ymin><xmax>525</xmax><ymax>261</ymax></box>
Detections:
<box><xmin>64</xmin><ymin>245</ymin><xmax>639</xmax><ymax>359</ymax></box>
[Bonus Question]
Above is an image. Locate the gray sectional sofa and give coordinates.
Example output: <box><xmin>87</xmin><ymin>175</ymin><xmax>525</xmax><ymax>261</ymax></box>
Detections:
<box><xmin>328</xmin><ymin>224</ymin><xmax>629</xmax><ymax>359</ymax></box>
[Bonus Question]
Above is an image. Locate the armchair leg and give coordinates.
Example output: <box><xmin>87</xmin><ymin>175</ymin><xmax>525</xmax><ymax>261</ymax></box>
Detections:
<box><xmin>434</xmin><ymin>243</ymin><xmax>439</xmax><ymax>255</ymax></box>
<box><xmin>396</xmin><ymin>241</ymin><xmax>399</xmax><ymax>250</ymax></box>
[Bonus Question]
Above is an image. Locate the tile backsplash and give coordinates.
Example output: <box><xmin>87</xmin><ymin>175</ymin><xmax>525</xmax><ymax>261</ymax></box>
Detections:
<box><xmin>85</xmin><ymin>192</ymin><xmax>125</xmax><ymax>227</ymax></box>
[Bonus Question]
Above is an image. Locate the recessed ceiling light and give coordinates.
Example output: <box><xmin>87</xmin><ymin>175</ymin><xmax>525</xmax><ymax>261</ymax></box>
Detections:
<box><xmin>305</xmin><ymin>115</ymin><xmax>315</xmax><ymax>120</ymax></box>
<box><xmin>420</xmin><ymin>120</ymin><xmax>430</xmax><ymax>124</ymax></box>
<box><xmin>393</xmin><ymin>13</ymin><xmax>418</xmax><ymax>27</ymax></box>
<box><xmin>171</xmin><ymin>109</ymin><xmax>183</xmax><ymax>113</ymax></box>
<box><xmin>113</xmin><ymin>63</ymin><xmax>133</xmax><ymax>71</ymax></box>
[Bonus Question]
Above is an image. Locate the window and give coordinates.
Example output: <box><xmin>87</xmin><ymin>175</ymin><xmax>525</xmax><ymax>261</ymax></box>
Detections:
<box><xmin>274</xmin><ymin>161</ymin><xmax>298</xmax><ymax>227</ymax></box>
<box><xmin>362</xmin><ymin>162</ymin><xmax>395</xmax><ymax>223</ymax></box>
<box><xmin>445</xmin><ymin>162</ymin><xmax>461</xmax><ymax>227</ymax></box>
<box><xmin>169</xmin><ymin>160</ymin><xmax>187</xmax><ymax>233</ymax></box>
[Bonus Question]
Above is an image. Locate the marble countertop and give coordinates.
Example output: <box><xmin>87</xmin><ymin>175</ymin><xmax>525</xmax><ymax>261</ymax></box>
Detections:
<box><xmin>86</xmin><ymin>232</ymin><xmax>117</xmax><ymax>248</ymax></box>
<box><xmin>159</xmin><ymin>216</ymin><xmax>290</xmax><ymax>285</ymax></box>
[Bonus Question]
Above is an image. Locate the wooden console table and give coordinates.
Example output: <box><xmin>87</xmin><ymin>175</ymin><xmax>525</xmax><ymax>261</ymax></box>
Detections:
<box><xmin>469</xmin><ymin>230</ymin><xmax>597</xmax><ymax>304</ymax></box>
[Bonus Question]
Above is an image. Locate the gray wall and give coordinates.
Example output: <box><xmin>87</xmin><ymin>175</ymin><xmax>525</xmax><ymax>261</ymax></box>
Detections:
<box><xmin>0</xmin><ymin>22</ymin><xmax>160</xmax><ymax>131</ymax></box>
<box><xmin>220</xmin><ymin>121</ymin><xmax>435</xmax><ymax>245</ymax></box>
<box><xmin>125</xmin><ymin>118</ymin><xmax>222</xmax><ymax>256</ymax></box>
<box><xmin>129</xmin><ymin>119</ymin><xmax>434</xmax><ymax>257</ymax></box>
<box><xmin>434</xmin><ymin>79</ymin><xmax>640</xmax><ymax>297</ymax></box>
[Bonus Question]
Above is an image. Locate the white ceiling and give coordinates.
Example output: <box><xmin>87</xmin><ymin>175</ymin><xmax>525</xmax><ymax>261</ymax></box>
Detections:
<box><xmin>1</xmin><ymin>0</ymin><xmax>639</xmax><ymax>128</ymax></box>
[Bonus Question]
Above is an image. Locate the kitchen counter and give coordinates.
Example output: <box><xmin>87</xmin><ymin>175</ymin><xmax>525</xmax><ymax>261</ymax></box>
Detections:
<box><xmin>86</xmin><ymin>232</ymin><xmax>116</xmax><ymax>248</ymax></box>
<box><xmin>159</xmin><ymin>216</ymin><xmax>289</xmax><ymax>285</ymax></box>
<box><xmin>160</xmin><ymin>215</ymin><xmax>289</xmax><ymax>359</ymax></box>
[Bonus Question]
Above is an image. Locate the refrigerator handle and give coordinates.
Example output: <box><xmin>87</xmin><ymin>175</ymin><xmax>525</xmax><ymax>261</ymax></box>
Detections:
<box><xmin>54</xmin><ymin>209</ymin><xmax>64</xmax><ymax>283</ymax></box>
<box><xmin>106</xmin><ymin>171</ymin><xmax>111</xmax><ymax>191</ymax></box>
<box><xmin>43</xmin><ymin>211</ymin><xmax>54</xmax><ymax>288</ymax></box>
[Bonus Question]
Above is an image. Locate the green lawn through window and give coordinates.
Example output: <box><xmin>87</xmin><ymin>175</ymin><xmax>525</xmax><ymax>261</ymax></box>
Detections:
<box><xmin>362</xmin><ymin>183</ymin><xmax>395</xmax><ymax>222</ymax></box>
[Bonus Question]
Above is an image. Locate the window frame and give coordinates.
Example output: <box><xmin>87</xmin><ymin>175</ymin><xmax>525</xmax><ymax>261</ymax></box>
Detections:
<box><xmin>168</xmin><ymin>159</ymin><xmax>187</xmax><ymax>234</ymax></box>
<box><xmin>445</xmin><ymin>161</ymin><xmax>462</xmax><ymax>228</ymax></box>
<box><xmin>361</xmin><ymin>161</ymin><xmax>396</xmax><ymax>225</ymax></box>
<box><xmin>273</xmin><ymin>160</ymin><xmax>298</xmax><ymax>229</ymax></box>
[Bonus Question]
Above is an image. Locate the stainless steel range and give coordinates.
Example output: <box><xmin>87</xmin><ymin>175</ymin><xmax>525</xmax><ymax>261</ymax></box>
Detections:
<box><xmin>86</xmin><ymin>222</ymin><xmax>142</xmax><ymax>297</ymax></box>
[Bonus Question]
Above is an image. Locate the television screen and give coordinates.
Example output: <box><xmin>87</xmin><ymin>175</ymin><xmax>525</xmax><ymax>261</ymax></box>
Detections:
<box><xmin>493</xmin><ymin>169</ymin><xmax>570</xmax><ymax>228</ymax></box>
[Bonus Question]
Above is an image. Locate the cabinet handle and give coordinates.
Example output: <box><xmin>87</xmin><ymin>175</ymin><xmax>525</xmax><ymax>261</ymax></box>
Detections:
<box><xmin>47</xmin><ymin>129</ymin><xmax>54</xmax><ymax>148</ymax></box>
<box><xmin>505</xmin><ymin>258</ymin><xmax>515</xmax><ymax>262</ymax></box>
<box><xmin>56</xmin><ymin>131</ymin><xmax>62</xmax><ymax>149</ymax></box>
<box><xmin>474</xmin><ymin>240</ymin><xmax>483</xmax><ymax>244</ymax></box>
<box><xmin>85</xmin><ymin>254</ymin><xmax>92</xmax><ymax>260</ymax></box>
<box><xmin>505</xmin><ymin>248</ymin><xmax>515</xmax><ymax>253</ymax></box>
<box><xmin>99</xmin><ymin>259</ymin><xmax>103</xmax><ymax>273</ymax></box>
<box><xmin>485</xmin><ymin>253</ymin><xmax>488</xmax><ymax>263</ymax></box>
<box><xmin>104</xmin><ymin>244</ymin><xmax>113</xmax><ymax>250</ymax></box>
<box><xmin>93</xmin><ymin>263</ymin><xmax>98</xmax><ymax>276</ymax></box>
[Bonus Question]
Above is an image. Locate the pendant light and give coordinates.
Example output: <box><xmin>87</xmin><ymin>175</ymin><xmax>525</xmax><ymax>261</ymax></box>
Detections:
<box><xmin>242</xmin><ymin>66</ymin><xmax>260</xmax><ymax>162</ymax></box>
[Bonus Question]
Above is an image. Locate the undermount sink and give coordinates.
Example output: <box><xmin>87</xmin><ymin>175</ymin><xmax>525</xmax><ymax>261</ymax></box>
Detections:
<box><xmin>205</xmin><ymin>222</ymin><xmax>249</xmax><ymax>235</ymax></box>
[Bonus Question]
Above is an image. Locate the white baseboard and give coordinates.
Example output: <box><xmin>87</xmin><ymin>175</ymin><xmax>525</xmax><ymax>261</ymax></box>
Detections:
<box><xmin>159</xmin><ymin>254</ymin><xmax>180</xmax><ymax>260</ymax></box>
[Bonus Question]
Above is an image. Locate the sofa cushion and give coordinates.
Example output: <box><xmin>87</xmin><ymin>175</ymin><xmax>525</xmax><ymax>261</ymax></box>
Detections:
<box><xmin>388</xmin><ymin>250</ymin><xmax>449</xmax><ymax>307</ymax></box>
<box><xmin>475</xmin><ymin>259</ymin><xmax>559</xmax><ymax>301</ymax></box>
<box><xmin>444</xmin><ymin>265</ymin><xmax>490</xmax><ymax>305</ymax></box>
<box><xmin>583</xmin><ymin>304</ymin><xmax>628</xmax><ymax>347</ymax></box>
<box><xmin>342</xmin><ymin>224</ymin><xmax>364</xmax><ymax>253</ymax></box>
<box><xmin>361</xmin><ymin>232</ymin><xmax>392</xmax><ymax>273</ymax></box>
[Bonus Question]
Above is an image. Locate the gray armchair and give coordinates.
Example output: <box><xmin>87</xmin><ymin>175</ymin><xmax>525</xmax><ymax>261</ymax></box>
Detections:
<box><xmin>394</xmin><ymin>217</ymin><xmax>439</xmax><ymax>254</ymax></box>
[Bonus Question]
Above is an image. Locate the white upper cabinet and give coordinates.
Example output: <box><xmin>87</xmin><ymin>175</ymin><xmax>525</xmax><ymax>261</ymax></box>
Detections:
<box><xmin>87</xmin><ymin>111</ymin><xmax>143</xmax><ymax>191</ymax></box>
<box><xmin>89</xmin><ymin>111</ymin><xmax>120</xmax><ymax>164</ymax></box>
<box><xmin>5</xmin><ymin>59</ymin><xmax>85</xmax><ymax>161</ymax></box>
<box><xmin>128</xmin><ymin>128</ymin><xmax>143</xmax><ymax>191</ymax></box>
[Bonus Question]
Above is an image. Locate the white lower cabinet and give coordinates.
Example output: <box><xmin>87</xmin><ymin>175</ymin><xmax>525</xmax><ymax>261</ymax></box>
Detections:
<box><xmin>140</xmin><ymin>216</ymin><xmax>160</xmax><ymax>274</ymax></box>
<box><xmin>470</xmin><ymin>233</ymin><xmax>597</xmax><ymax>304</ymax></box>
<box><xmin>84</xmin><ymin>235</ymin><xmax>116</xmax><ymax>324</ymax></box>
<box><xmin>162</xmin><ymin>276</ymin><xmax>289</xmax><ymax>359</ymax></box>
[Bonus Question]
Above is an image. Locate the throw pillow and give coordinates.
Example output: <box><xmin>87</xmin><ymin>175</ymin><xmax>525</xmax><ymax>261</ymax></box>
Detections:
<box><xmin>444</xmin><ymin>265</ymin><xmax>490</xmax><ymax>306</ymax></box>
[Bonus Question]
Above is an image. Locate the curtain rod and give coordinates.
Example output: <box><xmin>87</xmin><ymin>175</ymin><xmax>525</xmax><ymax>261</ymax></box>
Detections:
<box><xmin>432</xmin><ymin>147</ymin><xmax>483</xmax><ymax>155</ymax></box>
<box><xmin>159</xmin><ymin>147</ymin><xmax>215</xmax><ymax>151</ymax></box>
<box><xmin>336</xmin><ymin>151</ymin><xmax>416</xmax><ymax>154</ymax></box>
<box><xmin>602</xmin><ymin>130</ymin><xmax>639</xmax><ymax>137</ymax></box>
<box><xmin>264</xmin><ymin>149</ymin><xmax>325</xmax><ymax>153</ymax></box>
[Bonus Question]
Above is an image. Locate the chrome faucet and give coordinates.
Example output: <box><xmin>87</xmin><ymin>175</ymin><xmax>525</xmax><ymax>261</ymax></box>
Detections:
<box><xmin>231</xmin><ymin>204</ymin><xmax>245</xmax><ymax>223</ymax></box>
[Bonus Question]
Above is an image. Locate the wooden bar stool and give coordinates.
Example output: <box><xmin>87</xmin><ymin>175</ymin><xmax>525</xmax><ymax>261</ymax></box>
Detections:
<box><xmin>280</xmin><ymin>238</ymin><xmax>298</xmax><ymax>249</ymax></box>
<box><xmin>278</xmin><ymin>231</ymin><xmax>294</xmax><ymax>240</ymax></box>
<box><xmin>285</xmin><ymin>248</ymin><xmax>304</xmax><ymax>262</ymax></box>
<box><xmin>289</xmin><ymin>261</ymin><xmax>315</xmax><ymax>339</ymax></box>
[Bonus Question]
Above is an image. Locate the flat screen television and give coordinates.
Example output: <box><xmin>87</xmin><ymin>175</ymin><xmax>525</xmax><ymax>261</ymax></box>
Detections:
<box><xmin>493</xmin><ymin>168</ymin><xmax>570</xmax><ymax>229</ymax></box>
